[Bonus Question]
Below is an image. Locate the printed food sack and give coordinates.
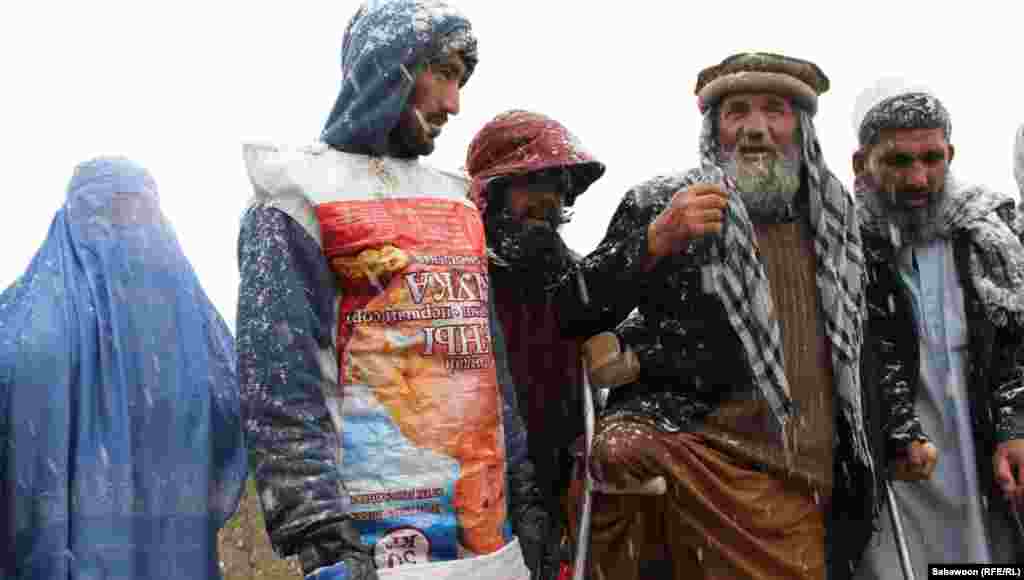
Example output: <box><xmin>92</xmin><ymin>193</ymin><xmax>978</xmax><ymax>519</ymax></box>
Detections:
<box><xmin>243</xmin><ymin>144</ymin><xmax>525</xmax><ymax>578</ymax></box>
<box><xmin>320</xmin><ymin>196</ymin><xmax>510</xmax><ymax>568</ymax></box>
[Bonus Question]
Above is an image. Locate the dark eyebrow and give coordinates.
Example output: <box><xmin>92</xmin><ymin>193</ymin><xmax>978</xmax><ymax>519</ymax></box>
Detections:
<box><xmin>453</xmin><ymin>59</ymin><xmax>468</xmax><ymax>81</ymax></box>
<box><xmin>432</xmin><ymin>53</ymin><xmax>467</xmax><ymax>81</ymax></box>
<box><xmin>880</xmin><ymin>151</ymin><xmax>915</xmax><ymax>165</ymax></box>
<box><xmin>881</xmin><ymin>151</ymin><xmax>913</xmax><ymax>159</ymax></box>
<box><xmin>723</xmin><ymin>100</ymin><xmax>751</xmax><ymax>112</ymax></box>
<box><xmin>882</xmin><ymin>149</ymin><xmax>946</xmax><ymax>163</ymax></box>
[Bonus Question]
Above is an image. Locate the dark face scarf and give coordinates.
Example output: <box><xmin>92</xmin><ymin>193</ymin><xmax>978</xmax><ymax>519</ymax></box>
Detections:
<box><xmin>483</xmin><ymin>200</ymin><xmax>572</xmax><ymax>291</ymax></box>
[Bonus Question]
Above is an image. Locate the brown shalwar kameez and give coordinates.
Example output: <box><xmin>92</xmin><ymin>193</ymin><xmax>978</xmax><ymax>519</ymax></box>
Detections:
<box><xmin>570</xmin><ymin>221</ymin><xmax>836</xmax><ymax>580</ymax></box>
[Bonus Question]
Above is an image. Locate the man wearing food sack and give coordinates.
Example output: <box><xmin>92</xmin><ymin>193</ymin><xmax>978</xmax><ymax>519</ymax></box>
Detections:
<box><xmin>852</xmin><ymin>80</ymin><xmax>1024</xmax><ymax>578</ymax></box>
<box><xmin>465</xmin><ymin>109</ymin><xmax>607</xmax><ymax>579</ymax></box>
<box><xmin>237</xmin><ymin>2</ymin><xmax>546</xmax><ymax>579</ymax></box>
<box><xmin>552</xmin><ymin>53</ymin><xmax>910</xmax><ymax>580</ymax></box>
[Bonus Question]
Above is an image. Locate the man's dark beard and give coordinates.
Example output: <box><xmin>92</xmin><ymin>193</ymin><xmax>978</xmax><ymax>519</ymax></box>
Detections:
<box><xmin>387</xmin><ymin>122</ymin><xmax>433</xmax><ymax>158</ymax></box>
<box><xmin>721</xmin><ymin>147</ymin><xmax>803</xmax><ymax>224</ymax></box>
<box><xmin>484</xmin><ymin>207</ymin><xmax>572</xmax><ymax>290</ymax></box>
<box><xmin>865</xmin><ymin>172</ymin><xmax>951</xmax><ymax>243</ymax></box>
<box><xmin>388</xmin><ymin>107</ymin><xmax>444</xmax><ymax>158</ymax></box>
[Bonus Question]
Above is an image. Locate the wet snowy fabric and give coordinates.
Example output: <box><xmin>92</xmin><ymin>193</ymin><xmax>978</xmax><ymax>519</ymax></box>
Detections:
<box><xmin>465</xmin><ymin>110</ymin><xmax>605</xmax><ymax>213</ymax></box>
<box><xmin>465</xmin><ymin>110</ymin><xmax>606</xmax><ymax>577</ymax></box>
<box><xmin>695</xmin><ymin>106</ymin><xmax>871</xmax><ymax>472</ymax></box>
<box><xmin>241</xmin><ymin>141</ymin><xmax>535</xmax><ymax>576</ymax></box>
<box><xmin>549</xmin><ymin>92</ymin><xmax>885</xmax><ymax>578</ymax></box>
<box><xmin>700</xmin><ymin>220</ymin><xmax>836</xmax><ymax>492</ymax></box>
<box><xmin>855</xmin><ymin>239</ymin><xmax>1019</xmax><ymax>579</ymax></box>
<box><xmin>569</xmin><ymin>424</ymin><xmax>827</xmax><ymax>580</ymax></box>
<box><xmin>320</xmin><ymin>0</ymin><xmax>478</xmax><ymax>154</ymax></box>
<box><xmin>858</xmin><ymin>175</ymin><xmax>1024</xmax><ymax>328</ymax></box>
<box><xmin>0</xmin><ymin>158</ymin><xmax>246</xmax><ymax>579</ymax></box>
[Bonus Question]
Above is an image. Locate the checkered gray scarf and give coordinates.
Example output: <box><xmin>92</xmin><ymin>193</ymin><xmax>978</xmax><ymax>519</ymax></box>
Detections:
<box><xmin>697</xmin><ymin>107</ymin><xmax>872</xmax><ymax>469</ymax></box>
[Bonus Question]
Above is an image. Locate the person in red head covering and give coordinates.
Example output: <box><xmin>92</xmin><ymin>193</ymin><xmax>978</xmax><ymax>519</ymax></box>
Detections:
<box><xmin>466</xmin><ymin>109</ymin><xmax>605</xmax><ymax>578</ymax></box>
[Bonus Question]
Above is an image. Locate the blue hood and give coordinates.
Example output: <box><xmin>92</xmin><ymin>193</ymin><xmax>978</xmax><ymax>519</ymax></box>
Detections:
<box><xmin>320</xmin><ymin>0</ymin><xmax>477</xmax><ymax>153</ymax></box>
<box><xmin>0</xmin><ymin>158</ymin><xmax>246</xmax><ymax>579</ymax></box>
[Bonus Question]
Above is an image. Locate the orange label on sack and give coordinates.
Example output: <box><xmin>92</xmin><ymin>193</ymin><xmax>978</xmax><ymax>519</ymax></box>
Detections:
<box><xmin>316</xmin><ymin>197</ymin><xmax>510</xmax><ymax>565</ymax></box>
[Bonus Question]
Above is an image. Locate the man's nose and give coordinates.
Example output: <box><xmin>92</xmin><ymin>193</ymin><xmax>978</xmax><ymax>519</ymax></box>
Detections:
<box><xmin>440</xmin><ymin>81</ymin><xmax>460</xmax><ymax>116</ymax></box>
<box><xmin>528</xmin><ymin>191</ymin><xmax>561</xmax><ymax>215</ymax></box>
<box><xmin>906</xmin><ymin>163</ymin><xmax>929</xmax><ymax>189</ymax></box>
<box><xmin>742</xmin><ymin>114</ymin><xmax>768</xmax><ymax>141</ymax></box>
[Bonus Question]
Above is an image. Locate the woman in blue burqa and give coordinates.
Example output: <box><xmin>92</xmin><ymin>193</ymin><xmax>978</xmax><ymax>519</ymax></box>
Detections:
<box><xmin>0</xmin><ymin>157</ymin><xmax>246</xmax><ymax>579</ymax></box>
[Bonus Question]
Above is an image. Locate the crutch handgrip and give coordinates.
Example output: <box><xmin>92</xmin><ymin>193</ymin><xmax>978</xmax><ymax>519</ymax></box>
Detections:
<box><xmin>581</xmin><ymin>332</ymin><xmax>640</xmax><ymax>389</ymax></box>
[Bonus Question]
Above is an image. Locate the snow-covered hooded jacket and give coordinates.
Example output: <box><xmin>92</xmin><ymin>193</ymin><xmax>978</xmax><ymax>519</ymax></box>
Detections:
<box><xmin>238</xmin><ymin>2</ymin><xmax>542</xmax><ymax>579</ymax></box>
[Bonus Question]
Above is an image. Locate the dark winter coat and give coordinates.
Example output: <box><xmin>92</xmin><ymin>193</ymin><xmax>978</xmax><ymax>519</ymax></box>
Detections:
<box><xmin>551</xmin><ymin>173</ymin><xmax>909</xmax><ymax>580</ymax></box>
<box><xmin>862</xmin><ymin>227</ymin><xmax>1024</xmax><ymax>557</ymax></box>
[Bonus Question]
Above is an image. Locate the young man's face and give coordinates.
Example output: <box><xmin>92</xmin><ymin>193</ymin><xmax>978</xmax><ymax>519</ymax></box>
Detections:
<box><xmin>391</xmin><ymin>52</ymin><xmax>467</xmax><ymax>157</ymax></box>
<box><xmin>858</xmin><ymin>127</ymin><xmax>954</xmax><ymax>210</ymax></box>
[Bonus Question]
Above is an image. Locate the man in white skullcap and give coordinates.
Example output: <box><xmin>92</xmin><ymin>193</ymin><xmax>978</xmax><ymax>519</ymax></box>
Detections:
<box><xmin>852</xmin><ymin>78</ymin><xmax>1024</xmax><ymax>578</ymax></box>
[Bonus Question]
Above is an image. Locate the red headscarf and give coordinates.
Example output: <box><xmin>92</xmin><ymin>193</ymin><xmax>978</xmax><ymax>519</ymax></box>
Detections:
<box><xmin>466</xmin><ymin>110</ymin><xmax>605</xmax><ymax>215</ymax></box>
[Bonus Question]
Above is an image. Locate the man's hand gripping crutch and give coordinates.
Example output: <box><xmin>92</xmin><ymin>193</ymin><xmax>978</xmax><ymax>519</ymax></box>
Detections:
<box><xmin>571</xmin><ymin>330</ymin><xmax>666</xmax><ymax>580</ymax></box>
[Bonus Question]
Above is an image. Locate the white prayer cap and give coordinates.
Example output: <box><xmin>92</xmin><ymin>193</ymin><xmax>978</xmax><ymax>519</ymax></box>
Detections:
<box><xmin>852</xmin><ymin>76</ymin><xmax>950</xmax><ymax>148</ymax></box>
<box><xmin>852</xmin><ymin>77</ymin><xmax>937</xmax><ymax>138</ymax></box>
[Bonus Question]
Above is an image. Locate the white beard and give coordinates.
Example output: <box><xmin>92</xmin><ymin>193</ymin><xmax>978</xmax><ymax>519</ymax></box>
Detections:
<box><xmin>722</xmin><ymin>150</ymin><xmax>803</xmax><ymax>223</ymax></box>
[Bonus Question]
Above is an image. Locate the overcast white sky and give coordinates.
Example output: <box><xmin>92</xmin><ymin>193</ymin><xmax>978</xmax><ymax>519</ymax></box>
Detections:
<box><xmin>3</xmin><ymin>1</ymin><xmax>1022</xmax><ymax>332</ymax></box>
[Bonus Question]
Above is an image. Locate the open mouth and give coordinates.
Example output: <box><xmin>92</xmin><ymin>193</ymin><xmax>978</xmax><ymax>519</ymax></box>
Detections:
<box><xmin>737</xmin><ymin>146</ymin><xmax>776</xmax><ymax>161</ymax></box>
<box><xmin>524</xmin><ymin>204</ymin><xmax>561</xmax><ymax>229</ymax></box>
<box><xmin>904</xmin><ymin>193</ymin><xmax>930</xmax><ymax>208</ymax></box>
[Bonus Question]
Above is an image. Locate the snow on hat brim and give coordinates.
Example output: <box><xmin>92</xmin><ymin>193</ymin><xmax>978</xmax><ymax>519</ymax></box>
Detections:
<box><xmin>698</xmin><ymin>71</ymin><xmax>819</xmax><ymax>115</ymax></box>
<box><xmin>852</xmin><ymin>77</ymin><xmax>937</xmax><ymax>142</ymax></box>
<box><xmin>466</xmin><ymin>109</ymin><xmax>605</xmax><ymax>214</ymax></box>
<box><xmin>695</xmin><ymin>53</ymin><xmax>829</xmax><ymax>116</ymax></box>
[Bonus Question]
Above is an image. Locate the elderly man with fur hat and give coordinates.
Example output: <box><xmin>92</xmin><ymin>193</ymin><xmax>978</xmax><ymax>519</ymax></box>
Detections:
<box><xmin>554</xmin><ymin>53</ymin><xmax>905</xmax><ymax>579</ymax></box>
<box><xmin>852</xmin><ymin>81</ymin><xmax>1024</xmax><ymax>578</ymax></box>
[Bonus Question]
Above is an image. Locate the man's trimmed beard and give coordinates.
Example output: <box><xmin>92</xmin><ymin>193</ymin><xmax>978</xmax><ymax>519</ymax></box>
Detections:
<box><xmin>721</xmin><ymin>146</ymin><xmax>803</xmax><ymax>223</ymax></box>
<box><xmin>389</xmin><ymin>107</ymin><xmax>441</xmax><ymax>158</ymax></box>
